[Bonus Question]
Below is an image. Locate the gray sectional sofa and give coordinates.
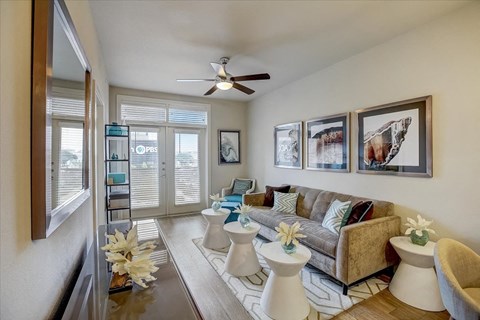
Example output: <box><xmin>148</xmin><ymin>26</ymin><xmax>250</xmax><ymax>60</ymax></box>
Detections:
<box><xmin>244</xmin><ymin>185</ymin><xmax>401</xmax><ymax>294</ymax></box>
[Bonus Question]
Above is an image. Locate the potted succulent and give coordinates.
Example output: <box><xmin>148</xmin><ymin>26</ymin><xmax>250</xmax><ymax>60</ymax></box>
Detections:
<box><xmin>275</xmin><ymin>221</ymin><xmax>306</xmax><ymax>254</ymax></box>
<box><xmin>404</xmin><ymin>214</ymin><xmax>436</xmax><ymax>246</ymax></box>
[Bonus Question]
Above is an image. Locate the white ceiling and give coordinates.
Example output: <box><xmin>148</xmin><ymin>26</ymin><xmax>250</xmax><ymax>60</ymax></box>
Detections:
<box><xmin>89</xmin><ymin>0</ymin><xmax>470</xmax><ymax>102</ymax></box>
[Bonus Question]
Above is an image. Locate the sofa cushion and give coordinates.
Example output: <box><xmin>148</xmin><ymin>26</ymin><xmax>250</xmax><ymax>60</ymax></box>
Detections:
<box><xmin>263</xmin><ymin>185</ymin><xmax>290</xmax><ymax>207</ymax></box>
<box><xmin>232</xmin><ymin>179</ymin><xmax>252</xmax><ymax>195</ymax></box>
<box><xmin>272</xmin><ymin>191</ymin><xmax>299</xmax><ymax>214</ymax></box>
<box><xmin>321</xmin><ymin>200</ymin><xmax>352</xmax><ymax>235</ymax></box>
<box><xmin>291</xmin><ymin>186</ymin><xmax>321</xmax><ymax>219</ymax></box>
<box><xmin>346</xmin><ymin>201</ymin><xmax>374</xmax><ymax>225</ymax></box>
<box><xmin>249</xmin><ymin>208</ymin><xmax>339</xmax><ymax>258</ymax></box>
<box><xmin>224</xmin><ymin>194</ymin><xmax>242</xmax><ymax>203</ymax></box>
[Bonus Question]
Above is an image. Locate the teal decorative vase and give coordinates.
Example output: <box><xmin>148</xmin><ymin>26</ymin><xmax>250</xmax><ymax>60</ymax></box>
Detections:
<box><xmin>238</xmin><ymin>213</ymin><xmax>251</xmax><ymax>228</ymax></box>
<box><xmin>409</xmin><ymin>230</ymin><xmax>429</xmax><ymax>246</ymax></box>
<box><xmin>282</xmin><ymin>242</ymin><xmax>297</xmax><ymax>254</ymax></box>
<box><xmin>211</xmin><ymin>201</ymin><xmax>221</xmax><ymax>211</ymax></box>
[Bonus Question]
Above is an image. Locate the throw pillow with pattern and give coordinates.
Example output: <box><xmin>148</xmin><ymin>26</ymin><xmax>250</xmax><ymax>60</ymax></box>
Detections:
<box><xmin>232</xmin><ymin>179</ymin><xmax>252</xmax><ymax>195</ymax></box>
<box><xmin>346</xmin><ymin>201</ymin><xmax>374</xmax><ymax>225</ymax></box>
<box><xmin>272</xmin><ymin>191</ymin><xmax>299</xmax><ymax>214</ymax></box>
<box><xmin>263</xmin><ymin>185</ymin><xmax>291</xmax><ymax>207</ymax></box>
<box><xmin>322</xmin><ymin>199</ymin><xmax>352</xmax><ymax>235</ymax></box>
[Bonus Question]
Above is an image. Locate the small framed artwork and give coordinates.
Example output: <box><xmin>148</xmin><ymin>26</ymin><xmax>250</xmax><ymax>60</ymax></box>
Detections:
<box><xmin>306</xmin><ymin>113</ymin><xmax>350</xmax><ymax>172</ymax></box>
<box><xmin>274</xmin><ymin>121</ymin><xmax>302</xmax><ymax>169</ymax></box>
<box><xmin>218</xmin><ymin>130</ymin><xmax>241</xmax><ymax>165</ymax></box>
<box><xmin>356</xmin><ymin>95</ymin><xmax>432</xmax><ymax>177</ymax></box>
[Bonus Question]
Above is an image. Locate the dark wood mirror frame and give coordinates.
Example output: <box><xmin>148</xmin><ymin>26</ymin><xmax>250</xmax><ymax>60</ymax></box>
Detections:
<box><xmin>31</xmin><ymin>0</ymin><xmax>91</xmax><ymax>240</ymax></box>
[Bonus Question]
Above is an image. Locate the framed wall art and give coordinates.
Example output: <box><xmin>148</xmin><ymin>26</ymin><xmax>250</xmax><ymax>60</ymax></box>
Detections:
<box><xmin>218</xmin><ymin>130</ymin><xmax>241</xmax><ymax>164</ymax></box>
<box><xmin>274</xmin><ymin>121</ymin><xmax>302</xmax><ymax>169</ymax></box>
<box><xmin>356</xmin><ymin>95</ymin><xmax>432</xmax><ymax>177</ymax></box>
<box><xmin>306</xmin><ymin>113</ymin><xmax>350</xmax><ymax>172</ymax></box>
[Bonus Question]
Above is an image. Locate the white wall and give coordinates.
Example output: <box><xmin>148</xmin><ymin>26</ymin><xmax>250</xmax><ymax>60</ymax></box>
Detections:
<box><xmin>248</xmin><ymin>3</ymin><xmax>480</xmax><ymax>252</ymax></box>
<box><xmin>108</xmin><ymin>86</ymin><xmax>249</xmax><ymax>199</ymax></box>
<box><xmin>0</xmin><ymin>1</ymin><xmax>108</xmax><ymax>319</ymax></box>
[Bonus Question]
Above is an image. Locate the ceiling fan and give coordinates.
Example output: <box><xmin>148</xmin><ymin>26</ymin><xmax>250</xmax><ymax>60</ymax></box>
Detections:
<box><xmin>177</xmin><ymin>57</ymin><xmax>270</xmax><ymax>96</ymax></box>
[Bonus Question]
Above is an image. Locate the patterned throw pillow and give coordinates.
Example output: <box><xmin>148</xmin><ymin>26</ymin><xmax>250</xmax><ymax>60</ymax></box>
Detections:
<box><xmin>232</xmin><ymin>179</ymin><xmax>252</xmax><ymax>195</ymax></box>
<box><xmin>272</xmin><ymin>191</ymin><xmax>299</xmax><ymax>214</ymax></box>
<box><xmin>263</xmin><ymin>185</ymin><xmax>291</xmax><ymax>207</ymax></box>
<box><xmin>321</xmin><ymin>199</ymin><xmax>352</xmax><ymax>235</ymax></box>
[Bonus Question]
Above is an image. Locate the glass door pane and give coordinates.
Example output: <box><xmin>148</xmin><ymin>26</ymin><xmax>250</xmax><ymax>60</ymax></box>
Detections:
<box><xmin>130</xmin><ymin>127</ymin><xmax>166</xmax><ymax>217</ymax></box>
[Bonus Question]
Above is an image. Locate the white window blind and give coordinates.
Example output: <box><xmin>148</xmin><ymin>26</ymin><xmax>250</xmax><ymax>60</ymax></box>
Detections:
<box><xmin>174</xmin><ymin>132</ymin><xmax>200</xmax><ymax>205</ymax></box>
<box><xmin>52</xmin><ymin>87</ymin><xmax>84</xmax><ymax>119</ymax></box>
<box><xmin>168</xmin><ymin>108</ymin><xmax>207</xmax><ymax>126</ymax></box>
<box><xmin>130</xmin><ymin>129</ymin><xmax>160</xmax><ymax>209</ymax></box>
<box><xmin>121</xmin><ymin>104</ymin><xmax>167</xmax><ymax>125</ymax></box>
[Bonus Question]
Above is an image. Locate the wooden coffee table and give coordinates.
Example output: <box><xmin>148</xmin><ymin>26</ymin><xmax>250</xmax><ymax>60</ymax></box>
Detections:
<box><xmin>223</xmin><ymin>221</ymin><xmax>261</xmax><ymax>276</ymax></box>
<box><xmin>201</xmin><ymin>208</ymin><xmax>230</xmax><ymax>250</ymax></box>
<box><xmin>258</xmin><ymin>242</ymin><xmax>311</xmax><ymax>320</ymax></box>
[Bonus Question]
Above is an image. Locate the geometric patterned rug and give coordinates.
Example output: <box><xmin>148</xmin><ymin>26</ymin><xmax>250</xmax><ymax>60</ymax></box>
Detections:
<box><xmin>193</xmin><ymin>237</ymin><xmax>388</xmax><ymax>320</ymax></box>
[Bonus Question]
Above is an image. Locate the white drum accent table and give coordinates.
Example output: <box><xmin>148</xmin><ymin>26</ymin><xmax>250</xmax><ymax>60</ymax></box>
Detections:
<box><xmin>223</xmin><ymin>221</ymin><xmax>261</xmax><ymax>276</ymax></box>
<box><xmin>258</xmin><ymin>242</ymin><xmax>311</xmax><ymax>320</ymax></box>
<box><xmin>201</xmin><ymin>208</ymin><xmax>231</xmax><ymax>250</ymax></box>
<box><xmin>389</xmin><ymin>236</ymin><xmax>445</xmax><ymax>311</ymax></box>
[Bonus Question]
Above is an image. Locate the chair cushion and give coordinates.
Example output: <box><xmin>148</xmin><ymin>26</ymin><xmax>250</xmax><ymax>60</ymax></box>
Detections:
<box><xmin>224</xmin><ymin>194</ymin><xmax>242</xmax><ymax>203</ymax></box>
<box><xmin>232</xmin><ymin>179</ymin><xmax>252</xmax><ymax>195</ymax></box>
<box><xmin>321</xmin><ymin>199</ymin><xmax>352</xmax><ymax>235</ymax></box>
<box><xmin>272</xmin><ymin>191</ymin><xmax>299</xmax><ymax>214</ymax></box>
<box><xmin>346</xmin><ymin>201</ymin><xmax>374</xmax><ymax>225</ymax></box>
<box><xmin>263</xmin><ymin>185</ymin><xmax>290</xmax><ymax>207</ymax></box>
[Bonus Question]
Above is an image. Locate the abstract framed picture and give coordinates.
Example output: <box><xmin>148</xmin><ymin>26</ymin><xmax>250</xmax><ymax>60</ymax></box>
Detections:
<box><xmin>274</xmin><ymin>121</ymin><xmax>302</xmax><ymax>169</ymax></box>
<box><xmin>305</xmin><ymin>113</ymin><xmax>350</xmax><ymax>172</ymax></box>
<box><xmin>218</xmin><ymin>130</ymin><xmax>241</xmax><ymax>165</ymax></box>
<box><xmin>356</xmin><ymin>95</ymin><xmax>432</xmax><ymax>177</ymax></box>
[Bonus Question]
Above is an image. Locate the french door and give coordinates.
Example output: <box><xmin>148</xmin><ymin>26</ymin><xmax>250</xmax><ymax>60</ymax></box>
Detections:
<box><xmin>129</xmin><ymin>126</ymin><xmax>206</xmax><ymax>218</ymax></box>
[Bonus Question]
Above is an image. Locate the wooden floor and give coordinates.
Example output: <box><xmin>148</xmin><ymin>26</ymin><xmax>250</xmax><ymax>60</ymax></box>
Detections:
<box><xmin>158</xmin><ymin>213</ymin><xmax>450</xmax><ymax>320</ymax></box>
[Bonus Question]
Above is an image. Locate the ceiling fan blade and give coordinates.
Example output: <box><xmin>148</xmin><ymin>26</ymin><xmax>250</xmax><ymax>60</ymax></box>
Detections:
<box><xmin>233</xmin><ymin>82</ymin><xmax>255</xmax><ymax>95</ymax></box>
<box><xmin>231</xmin><ymin>73</ymin><xmax>270</xmax><ymax>82</ymax></box>
<box><xmin>204</xmin><ymin>85</ymin><xmax>218</xmax><ymax>96</ymax></box>
<box><xmin>210</xmin><ymin>62</ymin><xmax>227</xmax><ymax>78</ymax></box>
<box><xmin>176</xmin><ymin>79</ymin><xmax>215</xmax><ymax>82</ymax></box>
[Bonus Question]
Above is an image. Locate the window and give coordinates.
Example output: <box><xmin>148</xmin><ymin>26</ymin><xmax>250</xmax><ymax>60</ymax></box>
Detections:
<box><xmin>174</xmin><ymin>131</ymin><xmax>200</xmax><ymax>205</ymax></box>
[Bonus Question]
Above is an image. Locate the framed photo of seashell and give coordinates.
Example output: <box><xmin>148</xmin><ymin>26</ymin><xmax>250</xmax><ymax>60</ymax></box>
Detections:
<box><xmin>218</xmin><ymin>130</ymin><xmax>241</xmax><ymax>164</ymax></box>
<box><xmin>274</xmin><ymin>121</ymin><xmax>303</xmax><ymax>169</ymax></box>
<box><xmin>356</xmin><ymin>96</ymin><xmax>432</xmax><ymax>177</ymax></box>
<box><xmin>305</xmin><ymin>113</ymin><xmax>350</xmax><ymax>172</ymax></box>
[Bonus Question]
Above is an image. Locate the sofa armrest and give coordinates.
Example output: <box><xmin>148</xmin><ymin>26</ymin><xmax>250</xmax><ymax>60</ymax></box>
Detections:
<box><xmin>243</xmin><ymin>192</ymin><xmax>265</xmax><ymax>206</ymax></box>
<box><xmin>336</xmin><ymin>215</ymin><xmax>401</xmax><ymax>285</ymax></box>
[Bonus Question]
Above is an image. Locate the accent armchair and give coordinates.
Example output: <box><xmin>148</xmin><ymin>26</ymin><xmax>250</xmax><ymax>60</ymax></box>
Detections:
<box><xmin>434</xmin><ymin>238</ymin><xmax>480</xmax><ymax>320</ymax></box>
<box><xmin>221</xmin><ymin>178</ymin><xmax>256</xmax><ymax>203</ymax></box>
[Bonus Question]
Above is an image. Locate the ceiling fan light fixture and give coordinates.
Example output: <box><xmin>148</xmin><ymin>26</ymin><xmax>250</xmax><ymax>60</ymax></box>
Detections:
<box><xmin>216</xmin><ymin>79</ymin><xmax>233</xmax><ymax>90</ymax></box>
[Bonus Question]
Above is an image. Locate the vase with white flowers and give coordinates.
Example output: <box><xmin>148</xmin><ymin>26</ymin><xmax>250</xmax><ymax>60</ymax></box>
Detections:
<box><xmin>101</xmin><ymin>225</ymin><xmax>159</xmax><ymax>292</ymax></box>
<box><xmin>209</xmin><ymin>193</ymin><xmax>225</xmax><ymax>211</ymax></box>
<box><xmin>404</xmin><ymin>214</ymin><xmax>436</xmax><ymax>246</ymax></box>
<box><xmin>234</xmin><ymin>204</ymin><xmax>253</xmax><ymax>228</ymax></box>
<box><xmin>275</xmin><ymin>221</ymin><xmax>307</xmax><ymax>254</ymax></box>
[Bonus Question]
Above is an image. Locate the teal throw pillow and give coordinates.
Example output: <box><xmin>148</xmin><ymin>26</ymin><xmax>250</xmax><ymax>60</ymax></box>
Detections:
<box><xmin>272</xmin><ymin>191</ymin><xmax>299</xmax><ymax>214</ymax></box>
<box><xmin>321</xmin><ymin>199</ymin><xmax>352</xmax><ymax>235</ymax></box>
<box><xmin>232</xmin><ymin>179</ymin><xmax>252</xmax><ymax>195</ymax></box>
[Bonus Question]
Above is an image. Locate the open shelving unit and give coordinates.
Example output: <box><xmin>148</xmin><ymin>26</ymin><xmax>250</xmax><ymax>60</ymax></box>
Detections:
<box><xmin>105</xmin><ymin>124</ymin><xmax>131</xmax><ymax>223</ymax></box>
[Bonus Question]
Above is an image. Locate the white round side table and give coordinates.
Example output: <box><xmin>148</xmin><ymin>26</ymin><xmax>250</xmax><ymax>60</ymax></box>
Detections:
<box><xmin>201</xmin><ymin>208</ymin><xmax>230</xmax><ymax>250</ymax></box>
<box><xmin>258</xmin><ymin>242</ymin><xmax>311</xmax><ymax>320</ymax></box>
<box><xmin>389</xmin><ymin>236</ymin><xmax>445</xmax><ymax>311</ymax></box>
<box><xmin>223</xmin><ymin>221</ymin><xmax>261</xmax><ymax>276</ymax></box>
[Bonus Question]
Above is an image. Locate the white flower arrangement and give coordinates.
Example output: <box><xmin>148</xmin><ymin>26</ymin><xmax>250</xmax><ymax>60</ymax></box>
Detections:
<box><xmin>275</xmin><ymin>221</ymin><xmax>306</xmax><ymax>246</ymax></box>
<box><xmin>405</xmin><ymin>214</ymin><xmax>436</xmax><ymax>237</ymax></box>
<box><xmin>209</xmin><ymin>193</ymin><xmax>225</xmax><ymax>202</ymax></box>
<box><xmin>101</xmin><ymin>225</ymin><xmax>159</xmax><ymax>288</ymax></box>
<box><xmin>233</xmin><ymin>204</ymin><xmax>253</xmax><ymax>214</ymax></box>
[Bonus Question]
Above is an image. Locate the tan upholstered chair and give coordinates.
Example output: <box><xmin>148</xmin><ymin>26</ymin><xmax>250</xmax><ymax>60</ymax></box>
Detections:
<box><xmin>434</xmin><ymin>238</ymin><xmax>480</xmax><ymax>320</ymax></box>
